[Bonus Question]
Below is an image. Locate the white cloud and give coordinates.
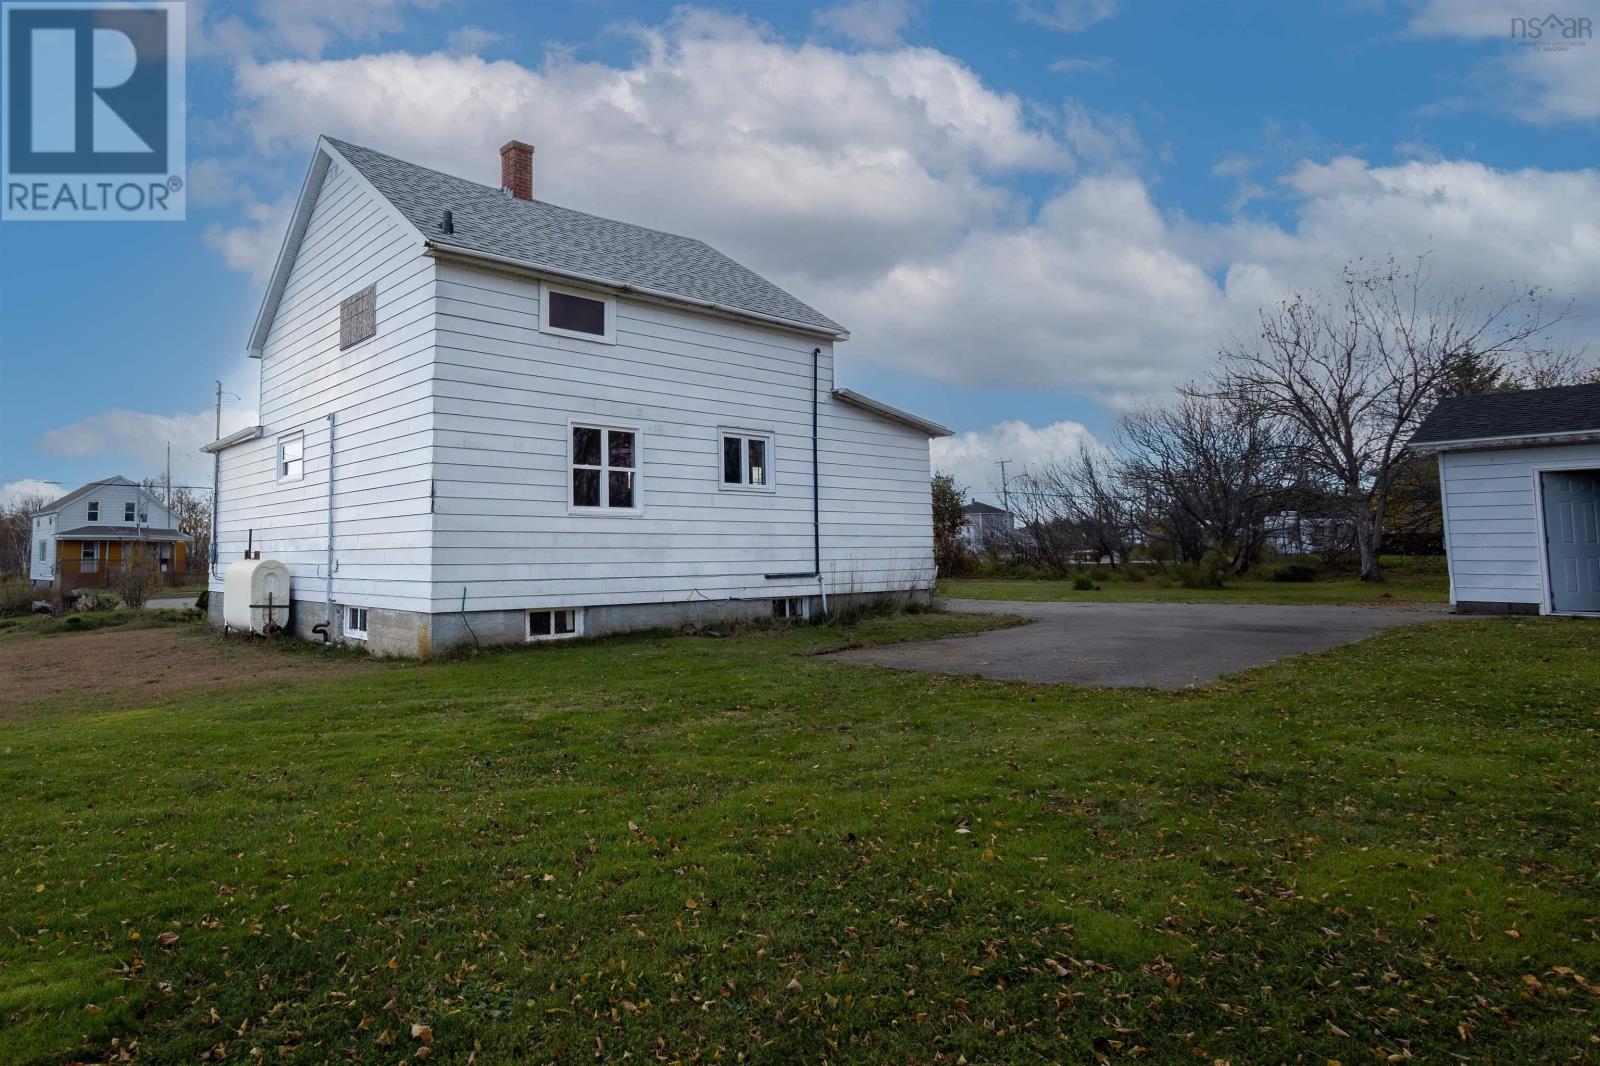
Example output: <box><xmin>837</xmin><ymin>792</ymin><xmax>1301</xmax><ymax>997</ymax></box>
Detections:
<box><xmin>445</xmin><ymin>25</ymin><xmax>502</xmax><ymax>56</ymax></box>
<box><xmin>35</xmin><ymin>408</ymin><xmax>257</xmax><ymax>486</ymax></box>
<box><xmin>204</xmin><ymin>195</ymin><xmax>295</xmax><ymax>284</ymax></box>
<box><xmin>1049</xmin><ymin>56</ymin><xmax>1114</xmax><ymax>73</ymax></box>
<box><xmin>189</xmin><ymin>0</ymin><xmax>443</xmax><ymax>59</ymax></box>
<box><xmin>1</xmin><ymin>479</ymin><xmax>64</xmax><ymax>510</ymax></box>
<box><xmin>207</xmin><ymin>13</ymin><xmax>1600</xmax><ymax>406</ymax></box>
<box><xmin>814</xmin><ymin>0</ymin><xmax>918</xmax><ymax>46</ymax></box>
<box><xmin>932</xmin><ymin>419</ymin><xmax>1097</xmax><ymax>501</ymax></box>
<box><xmin>1020</xmin><ymin>0</ymin><xmax>1118</xmax><ymax>32</ymax></box>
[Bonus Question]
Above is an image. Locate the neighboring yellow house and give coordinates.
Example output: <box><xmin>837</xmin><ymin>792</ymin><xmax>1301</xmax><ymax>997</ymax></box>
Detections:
<box><xmin>29</xmin><ymin>476</ymin><xmax>193</xmax><ymax>590</ymax></box>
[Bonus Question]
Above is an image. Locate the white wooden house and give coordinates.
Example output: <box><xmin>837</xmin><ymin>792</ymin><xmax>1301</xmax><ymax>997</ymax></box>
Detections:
<box><xmin>205</xmin><ymin>137</ymin><xmax>949</xmax><ymax>654</ymax></box>
<box><xmin>29</xmin><ymin>476</ymin><xmax>191</xmax><ymax>589</ymax></box>
<box><xmin>1408</xmin><ymin>382</ymin><xmax>1600</xmax><ymax>615</ymax></box>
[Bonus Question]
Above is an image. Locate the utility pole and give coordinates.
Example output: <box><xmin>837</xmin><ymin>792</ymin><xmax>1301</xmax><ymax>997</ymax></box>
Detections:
<box><xmin>210</xmin><ymin>380</ymin><xmax>222</xmax><ymax>573</ymax></box>
<box><xmin>165</xmin><ymin>441</ymin><xmax>172</xmax><ymax>508</ymax></box>
<box><xmin>995</xmin><ymin>458</ymin><xmax>1013</xmax><ymax>523</ymax></box>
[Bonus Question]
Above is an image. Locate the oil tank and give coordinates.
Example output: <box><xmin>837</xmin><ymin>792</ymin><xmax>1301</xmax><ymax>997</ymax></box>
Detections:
<box><xmin>223</xmin><ymin>558</ymin><xmax>293</xmax><ymax>634</ymax></box>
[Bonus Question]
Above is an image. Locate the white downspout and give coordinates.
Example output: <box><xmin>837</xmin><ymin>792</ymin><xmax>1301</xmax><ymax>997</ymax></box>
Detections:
<box><xmin>325</xmin><ymin>412</ymin><xmax>337</xmax><ymax>624</ymax></box>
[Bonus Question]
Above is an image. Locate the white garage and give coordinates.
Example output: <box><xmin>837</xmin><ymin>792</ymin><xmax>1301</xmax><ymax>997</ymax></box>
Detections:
<box><xmin>1409</xmin><ymin>383</ymin><xmax>1600</xmax><ymax>616</ymax></box>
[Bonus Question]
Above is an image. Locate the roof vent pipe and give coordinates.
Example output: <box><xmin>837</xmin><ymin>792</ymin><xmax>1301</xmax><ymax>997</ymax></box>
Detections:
<box><xmin>439</xmin><ymin>209</ymin><xmax>453</xmax><ymax>234</ymax></box>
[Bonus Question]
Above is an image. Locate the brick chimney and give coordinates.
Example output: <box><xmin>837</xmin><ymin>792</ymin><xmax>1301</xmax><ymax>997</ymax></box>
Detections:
<box><xmin>499</xmin><ymin>140</ymin><xmax>534</xmax><ymax>201</ymax></box>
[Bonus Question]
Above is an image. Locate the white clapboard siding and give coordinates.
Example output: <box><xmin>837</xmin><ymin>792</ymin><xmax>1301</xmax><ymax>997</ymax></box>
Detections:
<box><xmin>1440</xmin><ymin>441</ymin><xmax>1600</xmax><ymax>607</ymax></box>
<box><xmin>212</xmin><ymin>159</ymin><xmax>437</xmax><ymax>613</ymax></box>
<box><xmin>426</xmin><ymin>262</ymin><xmax>933</xmax><ymax>612</ymax></box>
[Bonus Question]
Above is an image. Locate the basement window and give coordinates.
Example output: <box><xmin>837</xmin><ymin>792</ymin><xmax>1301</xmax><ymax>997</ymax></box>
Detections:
<box><xmin>541</xmin><ymin>284</ymin><xmax>615</xmax><ymax>343</ymax></box>
<box><xmin>721</xmin><ymin>430</ymin><xmax>774</xmax><ymax>491</ymax></box>
<box><xmin>339</xmin><ymin>284</ymin><xmax>377</xmax><ymax>349</ymax></box>
<box><xmin>773</xmin><ymin>597</ymin><xmax>810</xmax><ymax>620</ymax></box>
<box><xmin>345</xmin><ymin>606</ymin><xmax>368</xmax><ymax>640</ymax></box>
<box><xmin>527</xmin><ymin>608</ymin><xmax>582</xmax><ymax>641</ymax></box>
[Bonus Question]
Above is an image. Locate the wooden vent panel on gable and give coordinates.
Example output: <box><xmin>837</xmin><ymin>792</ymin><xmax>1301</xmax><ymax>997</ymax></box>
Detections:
<box><xmin>339</xmin><ymin>284</ymin><xmax>377</xmax><ymax>349</ymax></box>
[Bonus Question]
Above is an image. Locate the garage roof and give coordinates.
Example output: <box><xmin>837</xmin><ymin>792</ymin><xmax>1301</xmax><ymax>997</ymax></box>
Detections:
<box><xmin>1409</xmin><ymin>382</ymin><xmax>1600</xmax><ymax>450</ymax></box>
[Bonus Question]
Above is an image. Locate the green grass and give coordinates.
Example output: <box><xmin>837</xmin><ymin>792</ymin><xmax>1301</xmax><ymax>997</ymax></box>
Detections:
<box><xmin>941</xmin><ymin>569</ymin><xmax>1448</xmax><ymax>605</ymax></box>
<box><xmin>3</xmin><ymin>610</ymin><xmax>1598</xmax><ymax>1063</ymax></box>
<box><xmin>0</xmin><ymin>608</ymin><xmax>201</xmax><ymax>640</ymax></box>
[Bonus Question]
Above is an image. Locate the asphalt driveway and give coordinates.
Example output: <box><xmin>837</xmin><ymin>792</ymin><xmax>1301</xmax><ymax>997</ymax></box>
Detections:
<box><xmin>827</xmin><ymin>598</ymin><xmax>1456</xmax><ymax>689</ymax></box>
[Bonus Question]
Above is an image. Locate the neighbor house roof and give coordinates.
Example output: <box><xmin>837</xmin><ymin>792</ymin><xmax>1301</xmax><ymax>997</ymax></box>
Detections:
<box><xmin>57</xmin><ymin>525</ymin><xmax>190</xmax><ymax>541</ymax></box>
<box><xmin>963</xmin><ymin>501</ymin><xmax>1009</xmax><ymax>515</ymax></box>
<box><xmin>317</xmin><ymin>137</ymin><xmax>845</xmax><ymax>341</ymax></box>
<box><xmin>30</xmin><ymin>476</ymin><xmax>165</xmax><ymax>518</ymax></box>
<box><xmin>1409</xmin><ymin>382</ymin><xmax>1600</xmax><ymax>452</ymax></box>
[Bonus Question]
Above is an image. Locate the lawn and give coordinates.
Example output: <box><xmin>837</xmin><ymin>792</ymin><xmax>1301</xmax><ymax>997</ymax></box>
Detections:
<box><xmin>941</xmin><ymin>567</ymin><xmax>1448</xmax><ymax>606</ymax></box>
<box><xmin>2</xmin><ymin>609</ymin><xmax>1597</xmax><ymax>1063</ymax></box>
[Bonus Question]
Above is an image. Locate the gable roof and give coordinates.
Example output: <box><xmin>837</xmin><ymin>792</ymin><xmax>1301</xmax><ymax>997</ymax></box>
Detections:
<box><xmin>248</xmin><ymin>136</ymin><xmax>846</xmax><ymax>356</ymax></box>
<box><xmin>1409</xmin><ymin>382</ymin><xmax>1600</xmax><ymax>451</ymax></box>
<box><xmin>963</xmin><ymin>501</ymin><xmax>1009</xmax><ymax>515</ymax></box>
<box><xmin>31</xmin><ymin>476</ymin><xmax>165</xmax><ymax>518</ymax></box>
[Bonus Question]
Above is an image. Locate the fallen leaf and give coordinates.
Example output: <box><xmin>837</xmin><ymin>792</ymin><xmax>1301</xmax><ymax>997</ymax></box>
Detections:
<box><xmin>411</xmin><ymin>1023</ymin><xmax>433</xmax><ymax>1044</ymax></box>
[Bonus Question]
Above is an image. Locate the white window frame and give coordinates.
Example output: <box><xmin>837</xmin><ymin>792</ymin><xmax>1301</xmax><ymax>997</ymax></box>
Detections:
<box><xmin>87</xmin><ymin>501</ymin><xmax>99</xmax><ymax>522</ymax></box>
<box><xmin>718</xmin><ymin>428</ymin><xmax>777</xmax><ymax>493</ymax></box>
<box><xmin>773</xmin><ymin>597</ymin><xmax>811</xmax><ymax>620</ymax></box>
<box><xmin>540</xmin><ymin>282</ymin><xmax>616</xmax><ymax>344</ymax></box>
<box><xmin>124</xmin><ymin>501</ymin><xmax>136</xmax><ymax>522</ymax></box>
<box><xmin>345</xmin><ymin>605</ymin><xmax>369</xmax><ymax>641</ymax></box>
<box><xmin>81</xmin><ymin>542</ymin><xmax>97</xmax><ymax>560</ymax></box>
<box><xmin>278</xmin><ymin>431</ymin><xmax>305</xmax><ymax>483</ymax></box>
<box><xmin>567</xmin><ymin>419</ymin><xmax>643</xmax><ymax>516</ymax></box>
<box><xmin>39</xmin><ymin>539</ymin><xmax>48</xmax><ymax>560</ymax></box>
<box><xmin>527</xmin><ymin>607</ymin><xmax>584</xmax><ymax>642</ymax></box>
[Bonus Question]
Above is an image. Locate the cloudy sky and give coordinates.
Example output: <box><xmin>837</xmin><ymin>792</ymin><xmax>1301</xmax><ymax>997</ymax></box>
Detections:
<box><xmin>2</xmin><ymin>0</ymin><xmax>1596</xmax><ymax>505</ymax></box>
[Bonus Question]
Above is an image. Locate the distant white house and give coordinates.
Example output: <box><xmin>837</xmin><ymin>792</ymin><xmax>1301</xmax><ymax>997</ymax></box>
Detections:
<box><xmin>29</xmin><ymin>476</ymin><xmax>191</xmax><ymax>589</ymax></box>
<box><xmin>205</xmin><ymin>136</ymin><xmax>950</xmax><ymax>655</ymax></box>
<box><xmin>958</xmin><ymin>501</ymin><xmax>1015</xmax><ymax>552</ymax></box>
<box><xmin>1409</xmin><ymin>382</ymin><xmax>1600</xmax><ymax>615</ymax></box>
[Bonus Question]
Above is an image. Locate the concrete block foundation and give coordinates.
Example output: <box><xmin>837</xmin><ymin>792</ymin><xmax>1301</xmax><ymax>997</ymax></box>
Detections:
<box><xmin>207</xmin><ymin>587</ymin><xmax>934</xmax><ymax>657</ymax></box>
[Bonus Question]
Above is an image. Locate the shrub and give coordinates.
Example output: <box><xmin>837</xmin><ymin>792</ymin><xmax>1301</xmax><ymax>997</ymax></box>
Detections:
<box><xmin>114</xmin><ymin>545</ymin><xmax>161</xmax><ymax>609</ymax></box>
<box><xmin>1071</xmin><ymin>573</ymin><xmax>1097</xmax><ymax>591</ymax></box>
<box><xmin>1269</xmin><ymin>562</ymin><xmax>1319</xmax><ymax>583</ymax></box>
<box><xmin>195</xmin><ymin>588</ymin><xmax>210</xmax><ymax>612</ymax></box>
<box><xmin>1171</xmin><ymin>551</ymin><xmax>1227</xmax><ymax>589</ymax></box>
<box><xmin>0</xmin><ymin>574</ymin><xmax>37</xmax><ymax>616</ymax></box>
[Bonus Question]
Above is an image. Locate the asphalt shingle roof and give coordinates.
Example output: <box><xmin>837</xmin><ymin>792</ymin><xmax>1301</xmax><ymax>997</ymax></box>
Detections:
<box><xmin>58</xmin><ymin>525</ymin><xmax>189</xmax><ymax>540</ymax></box>
<box><xmin>1410</xmin><ymin>382</ymin><xmax>1600</xmax><ymax>445</ymax></box>
<box><xmin>325</xmin><ymin>137</ymin><xmax>845</xmax><ymax>336</ymax></box>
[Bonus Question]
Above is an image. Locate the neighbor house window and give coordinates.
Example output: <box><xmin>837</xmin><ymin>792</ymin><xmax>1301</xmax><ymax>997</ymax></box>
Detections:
<box><xmin>39</xmin><ymin>540</ymin><xmax>48</xmax><ymax>560</ymax></box>
<box><xmin>125</xmin><ymin>502</ymin><xmax>136</xmax><ymax>522</ymax></box>
<box><xmin>278</xmin><ymin>432</ymin><xmax>304</xmax><ymax>482</ymax></box>
<box><xmin>157</xmin><ymin>544</ymin><xmax>172</xmax><ymax>572</ymax></box>
<box><xmin>527</xmin><ymin>608</ymin><xmax>581</xmax><ymax>641</ymax></box>
<box><xmin>541</xmin><ymin>285</ymin><xmax>615</xmax><ymax>343</ymax></box>
<box><xmin>345</xmin><ymin>606</ymin><xmax>368</xmax><ymax>640</ymax></box>
<box><xmin>81</xmin><ymin>542</ymin><xmax>96</xmax><ymax>560</ymax></box>
<box><xmin>339</xmin><ymin>284</ymin><xmax>377</xmax><ymax>349</ymax></box>
<box><xmin>720</xmin><ymin>431</ymin><xmax>774</xmax><ymax>490</ymax></box>
<box><xmin>87</xmin><ymin>501</ymin><xmax>99</xmax><ymax>521</ymax></box>
<box><xmin>570</xmin><ymin>424</ymin><xmax>639</xmax><ymax>511</ymax></box>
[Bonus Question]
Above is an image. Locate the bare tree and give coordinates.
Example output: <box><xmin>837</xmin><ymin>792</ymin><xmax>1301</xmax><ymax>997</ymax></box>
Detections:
<box><xmin>1011</xmin><ymin>444</ymin><xmax>1135</xmax><ymax>569</ymax></box>
<box><xmin>1118</xmin><ymin>392</ymin><xmax>1291</xmax><ymax>574</ymax></box>
<box><xmin>0</xmin><ymin>493</ymin><xmax>55</xmax><ymax>576</ymax></box>
<box><xmin>115</xmin><ymin>543</ymin><xmax>161</xmax><ymax>609</ymax></box>
<box><xmin>1214</xmin><ymin>257</ymin><xmax>1571</xmax><ymax>582</ymax></box>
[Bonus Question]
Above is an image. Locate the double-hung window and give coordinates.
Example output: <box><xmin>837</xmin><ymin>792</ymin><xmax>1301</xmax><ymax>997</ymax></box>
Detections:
<box><xmin>124</xmin><ymin>502</ymin><xmax>136</xmax><ymax>522</ymax></box>
<box><xmin>570</xmin><ymin>424</ymin><xmax>639</xmax><ymax>512</ymax></box>
<box><xmin>278</xmin><ymin>432</ymin><xmax>305</xmax><ymax>482</ymax></box>
<box><xmin>720</xmin><ymin>430</ymin><xmax>774</xmax><ymax>491</ymax></box>
<box><xmin>87</xmin><ymin>501</ymin><xmax>99</xmax><ymax>521</ymax></box>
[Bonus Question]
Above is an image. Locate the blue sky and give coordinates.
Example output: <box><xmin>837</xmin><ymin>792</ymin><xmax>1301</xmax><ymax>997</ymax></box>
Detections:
<box><xmin>2</xmin><ymin>0</ymin><xmax>1596</xmax><ymax>502</ymax></box>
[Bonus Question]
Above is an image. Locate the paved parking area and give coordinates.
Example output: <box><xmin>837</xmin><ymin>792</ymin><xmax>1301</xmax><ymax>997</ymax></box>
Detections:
<box><xmin>826</xmin><ymin>598</ymin><xmax>1455</xmax><ymax>689</ymax></box>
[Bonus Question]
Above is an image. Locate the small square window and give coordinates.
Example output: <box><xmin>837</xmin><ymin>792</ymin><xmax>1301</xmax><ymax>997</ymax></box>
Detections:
<box><xmin>527</xmin><ymin>608</ymin><xmax>581</xmax><ymax>641</ymax></box>
<box><xmin>720</xmin><ymin>431</ymin><xmax>775</xmax><ymax>491</ymax></box>
<box><xmin>87</xmin><ymin>501</ymin><xmax>99</xmax><ymax>521</ymax></box>
<box><xmin>346</xmin><ymin>606</ymin><xmax>368</xmax><ymax>639</ymax></box>
<box><xmin>339</xmin><ymin>284</ymin><xmax>377</xmax><ymax>349</ymax></box>
<box><xmin>773</xmin><ymin>597</ymin><xmax>809</xmax><ymax>620</ymax></box>
<box><xmin>278</xmin><ymin>432</ymin><xmax>305</xmax><ymax>482</ymax></box>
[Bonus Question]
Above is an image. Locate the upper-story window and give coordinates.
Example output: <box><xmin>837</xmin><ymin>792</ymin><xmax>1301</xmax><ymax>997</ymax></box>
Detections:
<box><xmin>541</xmin><ymin>284</ymin><xmax>615</xmax><ymax>343</ymax></box>
<box><xmin>720</xmin><ymin>430</ymin><xmax>775</xmax><ymax>491</ymax></box>
<box><xmin>278</xmin><ymin>432</ymin><xmax>305</xmax><ymax>482</ymax></box>
<box><xmin>339</xmin><ymin>284</ymin><xmax>377</xmax><ymax>349</ymax></box>
<box><xmin>124</xmin><ymin>501</ymin><xmax>136</xmax><ymax>522</ymax></box>
<box><xmin>87</xmin><ymin>501</ymin><xmax>99</xmax><ymax>522</ymax></box>
<box><xmin>570</xmin><ymin>423</ymin><xmax>639</xmax><ymax>512</ymax></box>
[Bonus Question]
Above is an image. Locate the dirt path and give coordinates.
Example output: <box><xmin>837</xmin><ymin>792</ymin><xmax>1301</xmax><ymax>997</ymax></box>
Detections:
<box><xmin>0</xmin><ymin>625</ymin><xmax>380</xmax><ymax>722</ymax></box>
